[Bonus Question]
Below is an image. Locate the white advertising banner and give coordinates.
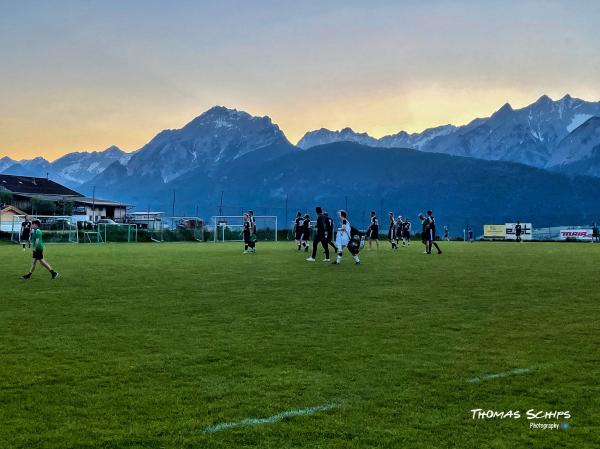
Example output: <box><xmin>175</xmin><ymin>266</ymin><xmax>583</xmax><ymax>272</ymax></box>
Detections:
<box><xmin>559</xmin><ymin>229</ymin><xmax>593</xmax><ymax>241</ymax></box>
<box><xmin>505</xmin><ymin>223</ymin><xmax>533</xmax><ymax>240</ymax></box>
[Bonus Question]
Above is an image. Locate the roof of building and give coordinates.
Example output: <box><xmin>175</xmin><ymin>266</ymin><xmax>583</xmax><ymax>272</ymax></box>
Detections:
<box><xmin>0</xmin><ymin>174</ymin><xmax>81</xmax><ymax>197</ymax></box>
<box><xmin>0</xmin><ymin>205</ymin><xmax>27</xmax><ymax>215</ymax></box>
<box><xmin>74</xmin><ymin>197</ymin><xmax>128</xmax><ymax>207</ymax></box>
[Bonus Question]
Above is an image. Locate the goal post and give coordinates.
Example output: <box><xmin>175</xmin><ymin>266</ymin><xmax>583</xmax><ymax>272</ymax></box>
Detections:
<box><xmin>211</xmin><ymin>215</ymin><xmax>278</xmax><ymax>243</ymax></box>
<box><xmin>11</xmin><ymin>215</ymin><xmax>78</xmax><ymax>244</ymax></box>
<box><xmin>97</xmin><ymin>223</ymin><xmax>139</xmax><ymax>243</ymax></box>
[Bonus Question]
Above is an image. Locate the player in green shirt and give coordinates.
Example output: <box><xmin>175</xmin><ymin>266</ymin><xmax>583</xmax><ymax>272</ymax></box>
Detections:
<box><xmin>22</xmin><ymin>219</ymin><xmax>59</xmax><ymax>280</ymax></box>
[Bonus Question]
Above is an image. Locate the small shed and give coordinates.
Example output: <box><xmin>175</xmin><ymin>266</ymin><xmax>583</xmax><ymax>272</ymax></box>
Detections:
<box><xmin>0</xmin><ymin>205</ymin><xmax>27</xmax><ymax>233</ymax></box>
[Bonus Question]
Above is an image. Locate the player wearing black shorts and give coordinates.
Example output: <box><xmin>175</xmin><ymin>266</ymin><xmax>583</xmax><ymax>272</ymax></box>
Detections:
<box><xmin>243</xmin><ymin>213</ymin><xmax>256</xmax><ymax>254</ymax></box>
<box><xmin>401</xmin><ymin>217</ymin><xmax>411</xmax><ymax>246</ymax></box>
<box><xmin>419</xmin><ymin>212</ymin><xmax>431</xmax><ymax>254</ymax></box>
<box><xmin>301</xmin><ymin>214</ymin><xmax>311</xmax><ymax>252</ymax></box>
<box><xmin>293</xmin><ymin>212</ymin><xmax>303</xmax><ymax>250</ymax></box>
<box><xmin>324</xmin><ymin>212</ymin><xmax>337</xmax><ymax>254</ymax></box>
<box><xmin>20</xmin><ymin>216</ymin><xmax>32</xmax><ymax>250</ymax></box>
<box><xmin>368</xmin><ymin>211</ymin><xmax>379</xmax><ymax>250</ymax></box>
<box><xmin>22</xmin><ymin>219</ymin><xmax>59</xmax><ymax>280</ymax></box>
<box><xmin>515</xmin><ymin>221</ymin><xmax>522</xmax><ymax>243</ymax></box>
<box><xmin>427</xmin><ymin>210</ymin><xmax>442</xmax><ymax>254</ymax></box>
<box><xmin>248</xmin><ymin>210</ymin><xmax>257</xmax><ymax>252</ymax></box>
<box><xmin>306</xmin><ymin>206</ymin><xmax>330</xmax><ymax>262</ymax></box>
<box><xmin>387</xmin><ymin>212</ymin><xmax>397</xmax><ymax>249</ymax></box>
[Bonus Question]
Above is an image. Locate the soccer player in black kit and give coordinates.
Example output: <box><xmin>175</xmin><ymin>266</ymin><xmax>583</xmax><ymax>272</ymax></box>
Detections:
<box><xmin>293</xmin><ymin>211</ymin><xmax>303</xmax><ymax>250</ymax></box>
<box><xmin>306</xmin><ymin>207</ymin><xmax>330</xmax><ymax>262</ymax></box>
<box><xmin>301</xmin><ymin>214</ymin><xmax>311</xmax><ymax>252</ymax></box>
<box><xmin>426</xmin><ymin>210</ymin><xmax>442</xmax><ymax>254</ymax></box>
<box><xmin>515</xmin><ymin>221</ymin><xmax>522</xmax><ymax>242</ymax></box>
<box><xmin>400</xmin><ymin>216</ymin><xmax>411</xmax><ymax>247</ymax></box>
<box><xmin>387</xmin><ymin>212</ymin><xmax>398</xmax><ymax>249</ymax></box>
<box><xmin>20</xmin><ymin>215</ymin><xmax>32</xmax><ymax>250</ymax></box>
<box><xmin>247</xmin><ymin>210</ymin><xmax>257</xmax><ymax>252</ymax></box>
<box><xmin>243</xmin><ymin>213</ymin><xmax>256</xmax><ymax>254</ymax></box>
<box><xmin>368</xmin><ymin>211</ymin><xmax>379</xmax><ymax>250</ymax></box>
<box><xmin>324</xmin><ymin>211</ymin><xmax>337</xmax><ymax>254</ymax></box>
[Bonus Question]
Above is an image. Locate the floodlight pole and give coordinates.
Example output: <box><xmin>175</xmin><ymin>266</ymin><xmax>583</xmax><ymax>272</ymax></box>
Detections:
<box><xmin>219</xmin><ymin>190</ymin><xmax>224</xmax><ymax>216</ymax></box>
<box><xmin>284</xmin><ymin>194</ymin><xmax>288</xmax><ymax>228</ymax></box>
<box><xmin>172</xmin><ymin>190</ymin><xmax>176</xmax><ymax>229</ymax></box>
<box><xmin>92</xmin><ymin>186</ymin><xmax>96</xmax><ymax>224</ymax></box>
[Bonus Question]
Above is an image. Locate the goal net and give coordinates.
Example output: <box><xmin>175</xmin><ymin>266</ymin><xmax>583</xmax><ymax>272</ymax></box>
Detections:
<box><xmin>11</xmin><ymin>215</ymin><xmax>78</xmax><ymax>244</ymax></box>
<box><xmin>96</xmin><ymin>223</ymin><xmax>139</xmax><ymax>243</ymax></box>
<box><xmin>211</xmin><ymin>216</ymin><xmax>278</xmax><ymax>242</ymax></box>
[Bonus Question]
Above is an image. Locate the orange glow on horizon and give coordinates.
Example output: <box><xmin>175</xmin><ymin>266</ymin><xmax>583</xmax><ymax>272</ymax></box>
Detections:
<box><xmin>2</xmin><ymin>87</ymin><xmax>599</xmax><ymax>161</ymax></box>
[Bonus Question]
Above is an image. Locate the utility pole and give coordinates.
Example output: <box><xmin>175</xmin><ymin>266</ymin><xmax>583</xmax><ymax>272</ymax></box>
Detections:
<box><xmin>285</xmin><ymin>194</ymin><xmax>288</xmax><ymax>227</ymax></box>
<box><xmin>219</xmin><ymin>190</ymin><xmax>224</xmax><ymax>216</ymax></box>
<box><xmin>172</xmin><ymin>190</ymin><xmax>176</xmax><ymax>229</ymax></box>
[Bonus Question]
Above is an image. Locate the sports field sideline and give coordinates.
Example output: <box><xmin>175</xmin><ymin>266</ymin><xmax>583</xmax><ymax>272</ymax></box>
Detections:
<box><xmin>1</xmin><ymin>241</ymin><xmax>598</xmax><ymax>448</ymax></box>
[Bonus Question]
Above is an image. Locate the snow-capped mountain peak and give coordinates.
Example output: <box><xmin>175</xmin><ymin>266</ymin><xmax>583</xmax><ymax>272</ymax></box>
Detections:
<box><xmin>297</xmin><ymin>127</ymin><xmax>379</xmax><ymax>149</ymax></box>
<box><xmin>1</xmin><ymin>146</ymin><xmax>127</xmax><ymax>188</ymax></box>
<box><xmin>0</xmin><ymin>156</ymin><xmax>17</xmax><ymax>172</ymax></box>
<box><xmin>117</xmin><ymin>106</ymin><xmax>293</xmax><ymax>182</ymax></box>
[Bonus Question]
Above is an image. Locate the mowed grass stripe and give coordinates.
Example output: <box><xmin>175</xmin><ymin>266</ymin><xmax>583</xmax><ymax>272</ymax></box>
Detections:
<box><xmin>0</xmin><ymin>241</ymin><xmax>598</xmax><ymax>448</ymax></box>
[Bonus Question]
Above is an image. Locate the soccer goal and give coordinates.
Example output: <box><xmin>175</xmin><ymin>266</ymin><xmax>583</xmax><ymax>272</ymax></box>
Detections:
<box><xmin>211</xmin><ymin>216</ymin><xmax>278</xmax><ymax>242</ymax></box>
<box><xmin>11</xmin><ymin>215</ymin><xmax>78</xmax><ymax>244</ymax></box>
<box><xmin>97</xmin><ymin>223</ymin><xmax>139</xmax><ymax>243</ymax></box>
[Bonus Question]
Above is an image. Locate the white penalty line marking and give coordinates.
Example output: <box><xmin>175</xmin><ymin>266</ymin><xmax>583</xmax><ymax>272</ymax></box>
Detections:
<box><xmin>467</xmin><ymin>368</ymin><xmax>530</xmax><ymax>384</ymax></box>
<box><xmin>202</xmin><ymin>402</ymin><xmax>343</xmax><ymax>434</ymax></box>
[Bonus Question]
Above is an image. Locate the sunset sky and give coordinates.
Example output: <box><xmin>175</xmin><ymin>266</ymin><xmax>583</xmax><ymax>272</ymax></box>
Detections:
<box><xmin>1</xmin><ymin>0</ymin><xmax>600</xmax><ymax>160</ymax></box>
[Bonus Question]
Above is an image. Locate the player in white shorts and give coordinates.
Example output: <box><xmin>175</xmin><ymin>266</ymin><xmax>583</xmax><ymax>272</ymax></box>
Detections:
<box><xmin>332</xmin><ymin>210</ymin><xmax>360</xmax><ymax>265</ymax></box>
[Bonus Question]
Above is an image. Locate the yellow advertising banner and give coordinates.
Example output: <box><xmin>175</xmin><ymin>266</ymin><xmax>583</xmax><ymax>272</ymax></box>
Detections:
<box><xmin>484</xmin><ymin>224</ymin><xmax>506</xmax><ymax>238</ymax></box>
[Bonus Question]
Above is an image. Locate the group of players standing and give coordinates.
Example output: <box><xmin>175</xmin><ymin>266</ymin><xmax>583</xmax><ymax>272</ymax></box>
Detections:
<box><xmin>366</xmin><ymin>211</ymin><xmax>412</xmax><ymax>250</ymax></box>
<box><xmin>367</xmin><ymin>210</ymin><xmax>442</xmax><ymax>254</ymax></box>
<box><xmin>294</xmin><ymin>207</ymin><xmax>361</xmax><ymax>265</ymax></box>
<box><xmin>293</xmin><ymin>207</ymin><xmax>444</xmax><ymax>265</ymax></box>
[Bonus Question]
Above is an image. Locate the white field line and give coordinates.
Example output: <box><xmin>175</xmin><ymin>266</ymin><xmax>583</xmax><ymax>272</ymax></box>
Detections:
<box><xmin>467</xmin><ymin>368</ymin><xmax>530</xmax><ymax>383</ymax></box>
<box><xmin>202</xmin><ymin>402</ymin><xmax>342</xmax><ymax>434</ymax></box>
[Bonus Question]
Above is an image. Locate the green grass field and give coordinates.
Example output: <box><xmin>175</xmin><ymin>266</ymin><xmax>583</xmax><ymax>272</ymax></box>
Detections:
<box><xmin>1</xmin><ymin>241</ymin><xmax>599</xmax><ymax>448</ymax></box>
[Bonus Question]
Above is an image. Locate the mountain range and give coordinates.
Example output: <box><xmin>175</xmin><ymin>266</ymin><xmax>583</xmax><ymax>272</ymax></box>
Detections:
<box><xmin>297</xmin><ymin>94</ymin><xmax>600</xmax><ymax>173</ymax></box>
<box><xmin>0</xmin><ymin>146</ymin><xmax>129</xmax><ymax>187</ymax></box>
<box><xmin>2</xmin><ymin>95</ymin><xmax>600</xmax><ymax>231</ymax></box>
